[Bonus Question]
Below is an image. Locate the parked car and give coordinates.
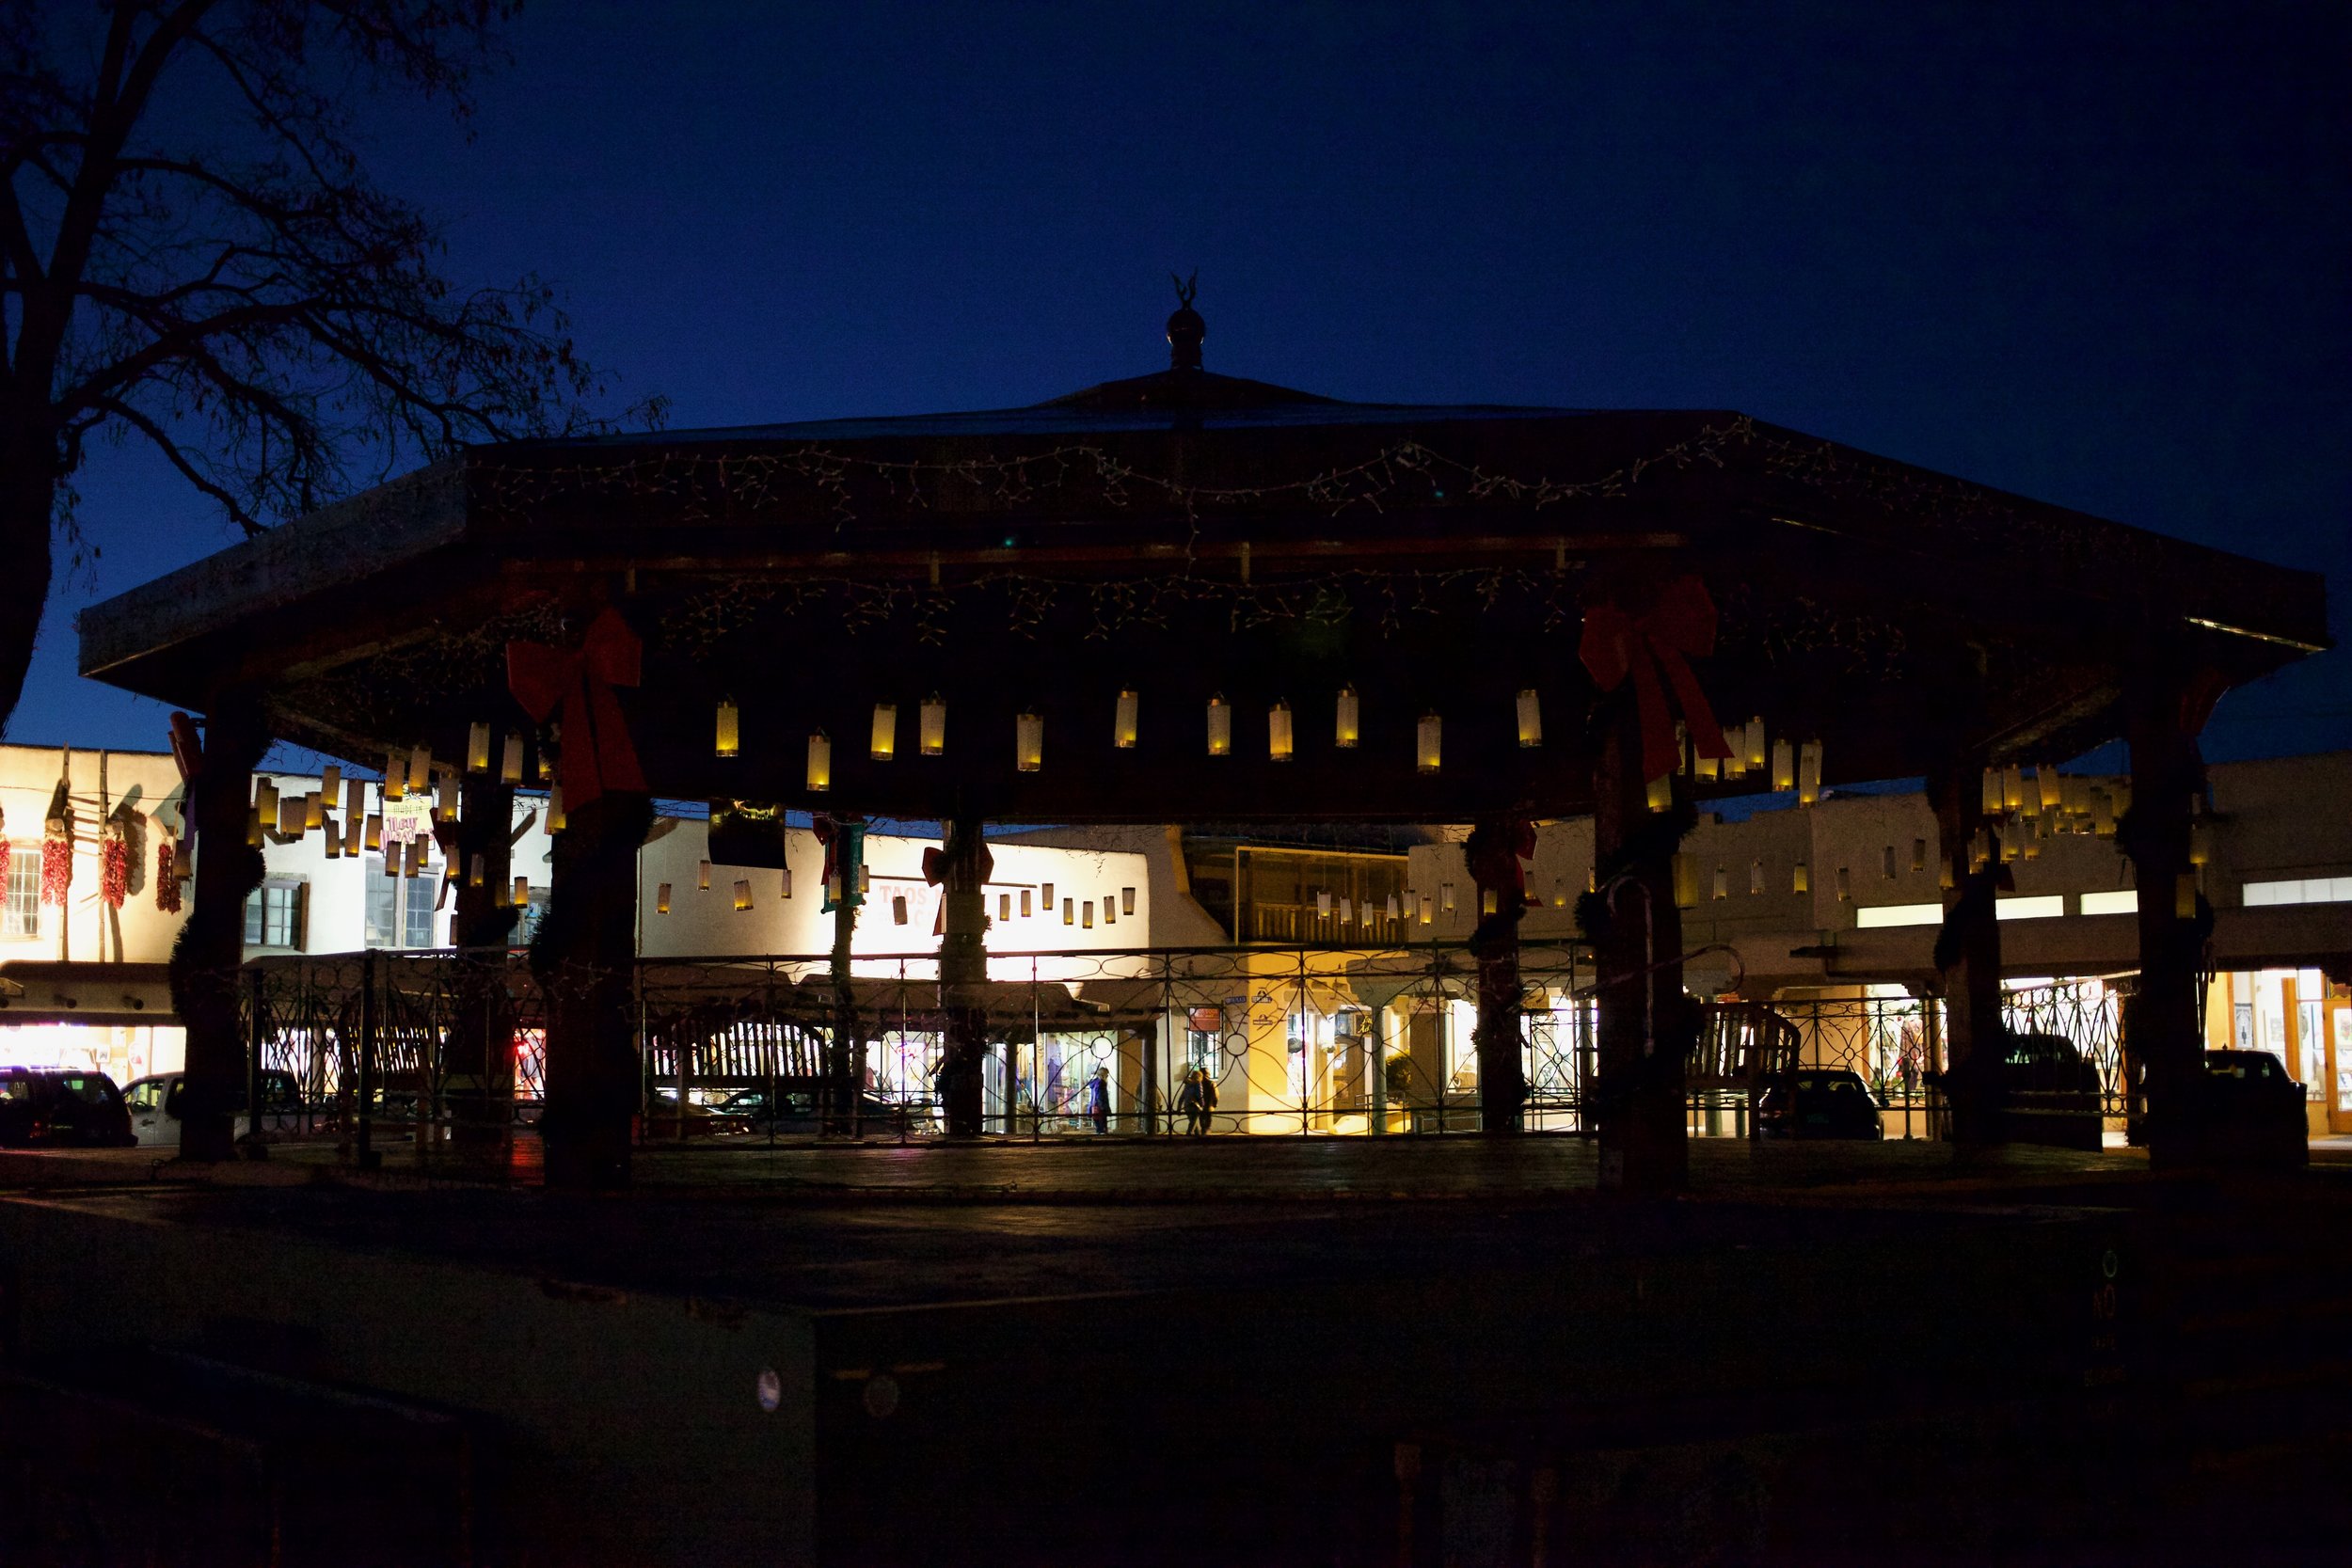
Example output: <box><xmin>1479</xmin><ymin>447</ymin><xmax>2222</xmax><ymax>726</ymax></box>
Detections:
<box><xmin>2192</xmin><ymin>1049</ymin><xmax>2309</xmax><ymax>1168</ymax></box>
<box><xmin>122</xmin><ymin>1070</ymin><xmax>305</xmax><ymax>1148</ymax></box>
<box><xmin>1756</xmin><ymin>1069</ymin><xmax>1883</xmax><ymax>1141</ymax></box>
<box><xmin>0</xmin><ymin>1068</ymin><xmax>135</xmax><ymax>1148</ymax></box>
<box><xmin>712</xmin><ymin>1084</ymin><xmax>916</xmax><ymax>1135</ymax></box>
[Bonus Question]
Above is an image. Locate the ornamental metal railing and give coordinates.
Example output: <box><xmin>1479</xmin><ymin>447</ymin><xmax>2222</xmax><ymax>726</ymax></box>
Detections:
<box><xmin>233</xmin><ymin>947</ymin><xmax>2131</xmax><ymax>1143</ymax></box>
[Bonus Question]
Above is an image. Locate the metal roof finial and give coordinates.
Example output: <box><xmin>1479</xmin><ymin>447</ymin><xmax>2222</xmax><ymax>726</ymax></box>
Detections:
<box><xmin>1166</xmin><ymin>270</ymin><xmax>1204</xmax><ymax>372</ymax></box>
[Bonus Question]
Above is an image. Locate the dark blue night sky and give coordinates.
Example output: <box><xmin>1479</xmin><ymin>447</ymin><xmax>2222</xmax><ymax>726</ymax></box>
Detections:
<box><xmin>24</xmin><ymin>0</ymin><xmax>2348</xmax><ymax>769</ymax></box>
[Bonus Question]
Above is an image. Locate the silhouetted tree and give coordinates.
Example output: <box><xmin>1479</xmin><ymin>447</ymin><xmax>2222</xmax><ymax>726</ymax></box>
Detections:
<box><xmin>1</xmin><ymin>1</ymin><xmax>637</xmax><ymax>733</ymax></box>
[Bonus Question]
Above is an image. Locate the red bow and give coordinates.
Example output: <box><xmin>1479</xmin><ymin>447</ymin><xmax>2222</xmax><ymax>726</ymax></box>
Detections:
<box><xmin>922</xmin><ymin>829</ymin><xmax>993</xmax><ymax>938</ymax></box>
<box><xmin>1465</xmin><ymin>816</ymin><xmax>1538</xmax><ymax>909</ymax></box>
<box><xmin>1580</xmin><ymin>576</ymin><xmax>1731</xmax><ymax>784</ymax></box>
<box><xmin>506</xmin><ymin>609</ymin><xmax>647</xmax><ymax>812</ymax></box>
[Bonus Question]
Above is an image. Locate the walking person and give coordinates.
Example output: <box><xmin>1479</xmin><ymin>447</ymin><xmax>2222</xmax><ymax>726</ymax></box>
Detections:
<box><xmin>1086</xmin><ymin>1066</ymin><xmax>1111</xmax><ymax>1134</ymax></box>
<box><xmin>1176</xmin><ymin>1068</ymin><xmax>1207</xmax><ymax>1136</ymax></box>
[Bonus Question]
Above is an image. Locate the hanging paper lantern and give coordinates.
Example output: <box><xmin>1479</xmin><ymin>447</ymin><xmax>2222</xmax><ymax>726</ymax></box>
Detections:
<box><xmin>870</xmin><ymin>703</ymin><xmax>898</xmax><ymax>761</ymax></box>
<box><xmin>1695</xmin><ymin>751</ymin><xmax>1719</xmax><ymax>782</ymax></box>
<box><xmin>1645</xmin><ymin>776</ymin><xmax>1672</xmax><ymax>812</ymax></box>
<box><xmin>1020</xmin><ymin>888</ymin><xmax>1033</xmax><ymax>917</ymax></box>
<box><xmin>1114</xmin><ymin>689</ymin><xmax>1139</xmax><ymax>749</ymax></box>
<box><xmin>305</xmin><ymin>791</ymin><xmax>325</xmax><ymax>831</ymax></box>
<box><xmin>1416</xmin><ymin>714</ymin><xmax>1442</xmax><ymax>774</ymax></box>
<box><xmin>1015</xmin><ymin>712</ymin><xmax>1043</xmax><ymax>773</ymax></box>
<box><xmin>1316</xmin><ymin>889</ymin><xmax>1333</xmax><ymax>918</ymax></box>
<box><xmin>254</xmin><ymin>777</ymin><xmax>278</xmax><ymax>819</ymax></box>
<box><xmin>1712</xmin><ymin>866</ymin><xmax>1728</xmax><ymax>900</ymax></box>
<box><xmin>656</xmin><ymin>882</ymin><xmax>672</xmax><ymax>915</ymax></box>
<box><xmin>364</xmin><ymin>815</ymin><xmax>383</xmax><ymax>852</ymax></box>
<box><xmin>1334</xmin><ymin>686</ymin><xmax>1360</xmax><ymax>749</ymax></box>
<box><xmin>1834</xmin><ymin>866</ymin><xmax>1851</xmax><ymax>901</ymax></box>
<box><xmin>1083</xmin><ymin>900</ymin><xmax>1094</xmax><ymax>928</ymax></box>
<box><xmin>1267</xmin><ymin>701</ymin><xmax>1294</xmax><ymax>762</ymax></box>
<box><xmin>999</xmin><ymin>893</ymin><xmax>1012</xmax><ymax>921</ymax></box>
<box><xmin>381</xmin><ymin>756</ymin><xmax>405</xmax><ymax>803</ymax></box>
<box><xmin>1206</xmin><ymin>694</ymin><xmax>1232</xmax><ymax>757</ymax></box>
<box><xmin>547</xmin><ymin>785</ymin><xmax>565</xmax><ymax>833</ymax></box>
<box><xmin>1482</xmin><ymin>888</ymin><xmax>1500</xmax><ymax>915</ymax></box>
<box><xmin>781</xmin><ymin>866</ymin><xmax>793</xmax><ymax>899</ymax></box>
<box><xmin>715</xmin><ymin>698</ymin><xmax>740</xmax><ymax>760</ymax></box>
<box><xmin>1440</xmin><ymin>883</ymin><xmax>1456</xmax><ymax>913</ymax></box>
<box><xmin>806</xmin><ymin>731</ymin><xmax>832</xmax><ymax>792</ymax></box>
<box><xmin>1418</xmin><ymin>895</ymin><xmax>1432</xmax><ymax>925</ymax></box>
<box><xmin>859</xmin><ymin>863</ymin><xmax>870</xmax><ymax>895</ymax></box>
<box><xmin>698</xmin><ymin>859</ymin><xmax>712</xmax><ymax>891</ymax></box>
<box><xmin>1122</xmin><ymin>887</ymin><xmax>1136</xmax><ymax>915</ymax></box>
<box><xmin>734</xmin><ymin>879</ymin><xmax>754</xmax><ymax>911</ymax></box>
<box><xmin>1797</xmin><ymin>742</ymin><xmax>1822</xmax><ymax>806</ymax></box>
<box><xmin>920</xmin><ymin>695</ymin><xmax>946</xmax><ymax>756</ymax></box>
<box><xmin>276</xmin><ymin>796</ymin><xmax>300</xmax><ymax>838</ymax></box>
<box><xmin>405</xmin><ymin>838</ymin><xmax>424</xmax><ymax>879</ymax></box>
<box><xmin>1771</xmin><ymin>740</ymin><xmax>1794</xmax><ymax>792</ymax></box>
<box><xmin>1062</xmin><ymin>897</ymin><xmax>1074</xmax><ymax>926</ymax></box>
<box><xmin>1041</xmin><ymin>881</ymin><xmax>1055</xmax><ymax>907</ymax></box>
<box><xmin>1792</xmin><ymin>861</ymin><xmax>1809</xmax><ymax>894</ymax></box>
<box><xmin>1385</xmin><ymin>894</ymin><xmax>1400</xmax><ymax>920</ymax></box>
<box><xmin>514</xmin><ymin>875</ymin><xmax>530</xmax><ymax>906</ymax></box>
<box><xmin>468</xmin><ymin>853</ymin><xmax>485</xmax><ymax>889</ymax></box>
<box><xmin>1750</xmin><ymin>859</ymin><xmax>1765</xmax><ymax>895</ymax></box>
<box><xmin>1516</xmin><ymin>689</ymin><xmax>1542</xmax><ymax>749</ymax></box>
<box><xmin>467</xmin><ymin>722</ymin><xmax>492</xmax><ymax>774</ymax></box>
<box><xmin>1338</xmin><ymin>896</ymin><xmax>1353</xmax><ymax>924</ymax></box>
<box><xmin>2188</xmin><ymin>821</ymin><xmax>2212</xmax><ymax>866</ymax></box>
<box><xmin>1981</xmin><ymin>768</ymin><xmax>2003</xmax><ymax>815</ymax></box>
<box><xmin>435</xmin><ymin>771</ymin><xmax>457</xmax><ymax>818</ymax></box>
<box><xmin>406</xmin><ymin>747</ymin><xmax>432</xmax><ymax>793</ymax></box>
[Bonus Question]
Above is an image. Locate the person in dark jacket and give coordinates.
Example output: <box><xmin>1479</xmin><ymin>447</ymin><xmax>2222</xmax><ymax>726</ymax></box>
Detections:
<box><xmin>1086</xmin><ymin>1066</ymin><xmax>1111</xmax><ymax>1133</ymax></box>
<box><xmin>1176</xmin><ymin>1068</ymin><xmax>1217</xmax><ymax>1135</ymax></box>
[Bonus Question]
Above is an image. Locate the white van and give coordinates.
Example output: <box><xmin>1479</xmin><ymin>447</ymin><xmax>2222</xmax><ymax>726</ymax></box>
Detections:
<box><xmin>122</xmin><ymin>1070</ymin><xmax>306</xmax><ymax>1147</ymax></box>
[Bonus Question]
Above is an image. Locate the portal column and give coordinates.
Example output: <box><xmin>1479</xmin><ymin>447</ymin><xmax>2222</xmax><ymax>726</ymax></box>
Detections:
<box><xmin>448</xmin><ymin>775</ymin><xmax>519</xmax><ymax>1159</ymax></box>
<box><xmin>535</xmin><ymin>789</ymin><xmax>652</xmax><ymax>1189</ymax></box>
<box><xmin>1465</xmin><ymin>816</ymin><xmax>1530</xmax><ymax>1132</ymax></box>
<box><xmin>937</xmin><ymin>815</ymin><xmax>990</xmax><ymax>1136</ymax></box>
<box><xmin>2124</xmin><ymin>667</ymin><xmax>2212</xmax><ymax>1167</ymax></box>
<box><xmin>168</xmin><ymin>696</ymin><xmax>271</xmax><ymax>1163</ymax></box>
<box><xmin>1590</xmin><ymin>705</ymin><xmax>1691</xmax><ymax>1194</ymax></box>
<box><xmin>1931</xmin><ymin>766</ymin><xmax>2007</xmax><ymax>1146</ymax></box>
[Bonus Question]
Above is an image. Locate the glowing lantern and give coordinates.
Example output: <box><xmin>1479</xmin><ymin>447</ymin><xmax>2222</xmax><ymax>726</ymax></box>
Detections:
<box><xmin>805</xmin><ymin>731</ymin><xmax>832</xmax><ymax>792</ymax></box>
<box><xmin>1020</xmin><ymin>889</ymin><xmax>1033</xmax><ymax>917</ymax></box>
<box><xmin>1797</xmin><ymin>742</ymin><xmax>1821</xmax><ymax>806</ymax></box>
<box><xmin>404</xmin><ymin>838</ymin><xmax>423</xmax><ymax>879</ymax></box>
<box><xmin>1416</xmin><ymin>714</ymin><xmax>1442</xmax><ymax>774</ymax></box>
<box><xmin>305</xmin><ymin>791</ymin><xmax>324</xmax><ymax>832</ymax></box>
<box><xmin>1672</xmin><ymin>854</ymin><xmax>1699</xmax><ymax>909</ymax></box>
<box><xmin>1114</xmin><ymin>689</ymin><xmax>1139</xmax><ymax>749</ymax></box>
<box><xmin>254</xmin><ymin>778</ymin><xmax>278</xmax><ymax>819</ymax></box>
<box><xmin>781</xmin><ymin>867</ymin><xmax>792</xmax><ymax>899</ymax></box>
<box><xmin>1713</xmin><ymin>866</ymin><xmax>1729</xmax><ymax>900</ymax></box>
<box><xmin>1062</xmin><ymin>897</ymin><xmax>1074</xmax><ymax>926</ymax></box>
<box><xmin>1083</xmin><ymin>900</ymin><xmax>1094</xmax><ymax>929</ymax></box>
<box><xmin>1317</xmin><ymin>890</ymin><xmax>1333</xmax><ymax>918</ymax></box>
<box><xmin>698</xmin><ymin>859</ymin><xmax>711</xmax><ymax>892</ymax></box>
<box><xmin>1645</xmin><ymin>776</ymin><xmax>1672</xmax><ymax>812</ymax></box>
<box><xmin>1482</xmin><ymin>888</ymin><xmax>1500</xmax><ymax>915</ymax></box>
<box><xmin>1981</xmin><ymin>768</ymin><xmax>2004</xmax><ymax>815</ymax></box>
<box><xmin>277</xmin><ymin>796</ymin><xmax>300</xmax><ymax>838</ymax></box>
<box><xmin>1440</xmin><ymin>883</ymin><xmax>1456</xmax><ymax>913</ymax></box>
<box><xmin>468</xmin><ymin>722</ymin><xmax>491</xmax><ymax>774</ymax></box>
<box><xmin>364</xmin><ymin>815</ymin><xmax>383</xmax><ymax>852</ymax></box>
<box><xmin>1419</xmin><ymin>895</ymin><xmax>1433</xmax><ymax>925</ymax></box>
<box><xmin>501</xmin><ymin>734</ymin><xmax>524</xmax><ymax>785</ymax></box>
<box><xmin>870</xmin><ymin>703</ymin><xmax>897</xmax><ymax>761</ymax></box>
<box><xmin>406</xmin><ymin>747</ymin><xmax>431</xmax><ymax>793</ymax></box>
<box><xmin>513</xmin><ymin>875</ymin><xmax>529</xmax><ymax>906</ymax></box>
<box><xmin>1771</xmin><ymin>740</ymin><xmax>1794</xmax><ymax>792</ymax></box>
<box><xmin>468</xmin><ymin>853</ymin><xmax>485</xmax><ymax>889</ymax></box>
<box><xmin>733</xmin><ymin>879</ymin><xmax>754</xmax><ymax>912</ymax></box>
<box><xmin>1206</xmin><ymin>694</ymin><xmax>1232</xmax><ymax>757</ymax></box>
<box><xmin>1041</xmin><ymin>882</ymin><xmax>1055</xmax><ymax>906</ymax></box>
<box><xmin>920</xmin><ymin>695</ymin><xmax>946</xmax><ymax>756</ymax></box>
<box><xmin>2003</xmin><ymin>765</ymin><xmax>2025</xmax><ymax>812</ymax></box>
<box><xmin>1335</xmin><ymin>686</ymin><xmax>1360</xmax><ymax>749</ymax></box>
<box><xmin>1122</xmin><ymin>887</ymin><xmax>1136</xmax><ymax>915</ymax></box>
<box><xmin>1338</xmin><ymin>897</ymin><xmax>1352</xmax><ymax>924</ymax></box>
<box><xmin>1835</xmin><ymin>866</ymin><xmax>1851</xmax><ymax>901</ymax></box>
<box><xmin>1516</xmin><ymin>689</ymin><xmax>1542</xmax><ymax>749</ymax></box>
<box><xmin>716</xmin><ymin>699</ymin><xmax>740</xmax><ymax>759</ymax></box>
<box><xmin>382</xmin><ymin>757</ymin><xmax>405</xmax><ymax>803</ymax></box>
<box><xmin>1385</xmin><ymin>894</ymin><xmax>1400</xmax><ymax>920</ymax></box>
<box><xmin>1000</xmin><ymin>893</ymin><xmax>1012</xmax><ymax>921</ymax></box>
<box><xmin>1016</xmin><ymin>712</ymin><xmax>1043</xmax><ymax>773</ymax></box>
<box><xmin>1267</xmin><ymin>701</ymin><xmax>1294</xmax><ymax>762</ymax></box>
<box><xmin>2188</xmin><ymin>822</ymin><xmax>2212</xmax><ymax>866</ymax></box>
<box><xmin>1792</xmin><ymin>861</ymin><xmax>1809</xmax><ymax>894</ymax></box>
<box><xmin>656</xmin><ymin>883</ymin><xmax>672</xmax><ymax>915</ymax></box>
<box><xmin>1745</xmin><ymin>719</ymin><xmax>1767</xmax><ymax>771</ymax></box>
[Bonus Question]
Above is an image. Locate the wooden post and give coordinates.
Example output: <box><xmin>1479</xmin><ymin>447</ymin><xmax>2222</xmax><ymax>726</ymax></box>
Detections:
<box><xmin>1591</xmin><ymin>702</ymin><xmax>1690</xmax><ymax>1194</ymax></box>
<box><xmin>535</xmin><ymin>789</ymin><xmax>652</xmax><ymax>1189</ymax></box>
<box><xmin>449</xmin><ymin>775</ymin><xmax>518</xmax><ymax>1160</ymax></box>
<box><xmin>828</xmin><ymin>834</ymin><xmax>861</xmax><ymax>1135</ymax></box>
<box><xmin>1930</xmin><ymin>766</ymin><xmax>2007</xmax><ymax>1146</ymax></box>
<box><xmin>167</xmin><ymin>697</ymin><xmax>269</xmax><ymax>1163</ymax></box>
<box><xmin>938</xmin><ymin>815</ymin><xmax>989</xmax><ymax>1136</ymax></box>
<box><xmin>2124</xmin><ymin>668</ymin><xmax>2211</xmax><ymax>1168</ymax></box>
<box><xmin>1465</xmin><ymin>815</ymin><xmax>1529</xmax><ymax>1132</ymax></box>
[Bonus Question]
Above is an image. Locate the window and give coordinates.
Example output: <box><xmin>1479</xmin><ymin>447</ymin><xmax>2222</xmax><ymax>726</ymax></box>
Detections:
<box><xmin>2242</xmin><ymin>876</ymin><xmax>2352</xmax><ymax>908</ymax></box>
<box><xmin>365</xmin><ymin>854</ymin><xmax>441</xmax><ymax>949</ymax></box>
<box><xmin>243</xmin><ymin>882</ymin><xmax>304</xmax><ymax>949</ymax></box>
<box><xmin>1855</xmin><ymin>902</ymin><xmax>1942</xmax><ymax>928</ymax></box>
<box><xmin>2</xmin><ymin>847</ymin><xmax>37</xmax><ymax>939</ymax></box>
<box><xmin>2078</xmin><ymin>890</ymin><xmax>2139</xmax><ymax>916</ymax></box>
<box><xmin>1994</xmin><ymin>895</ymin><xmax>2064</xmax><ymax>921</ymax></box>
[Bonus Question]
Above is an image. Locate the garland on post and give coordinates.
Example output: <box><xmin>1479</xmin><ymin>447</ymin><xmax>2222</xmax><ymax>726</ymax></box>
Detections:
<box><xmin>40</xmin><ymin>784</ymin><xmax>71</xmax><ymax>908</ymax></box>
<box><xmin>100</xmin><ymin>825</ymin><xmax>128</xmax><ymax>910</ymax></box>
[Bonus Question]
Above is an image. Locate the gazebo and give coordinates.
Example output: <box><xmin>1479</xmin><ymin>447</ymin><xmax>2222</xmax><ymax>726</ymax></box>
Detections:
<box><xmin>81</xmin><ymin>296</ymin><xmax>2328</xmax><ymax>1188</ymax></box>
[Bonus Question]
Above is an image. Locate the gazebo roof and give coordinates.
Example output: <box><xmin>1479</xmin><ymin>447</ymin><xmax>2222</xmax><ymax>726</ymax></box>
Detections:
<box><xmin>79</xmin><ymin>334</ymin><xmax>2329</xmax><ymax>823</ymax></box>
